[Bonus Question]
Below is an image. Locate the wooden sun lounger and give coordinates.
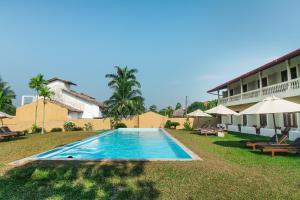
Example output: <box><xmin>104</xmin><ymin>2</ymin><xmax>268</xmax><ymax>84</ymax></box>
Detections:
<box><xmin>199</xmin><ymin>127</ymin><xmax>222</xmax><ymax>136</ymax></box>
<box><xmin>0</xmin><ymin>126</ymin><xmax>25</xmax><ymax>136</ymax></box>
<box><xmin>259</xmin><ymin>138</ymin><xmax>300</xmax><ymax>157</ymax></box>
<box><xmin>244</xmin><ymin>127</ymin><xmax>290</xmax><ymax>150</ymax></box>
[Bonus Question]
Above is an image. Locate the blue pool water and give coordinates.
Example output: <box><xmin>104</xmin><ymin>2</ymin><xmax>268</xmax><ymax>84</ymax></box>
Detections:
<box><xmin>35</xmin><ymin>128</ymin><xmax>196</xmax><ymax>160</ymax></box>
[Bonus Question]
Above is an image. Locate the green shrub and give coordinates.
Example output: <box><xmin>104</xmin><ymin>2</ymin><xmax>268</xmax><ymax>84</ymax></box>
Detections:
<box><xmin>183</xmin><ymin>120</ymin><xmax>193</xmax><ymax>131</ymax></box>
<box><xmin>51</xmin><ymin>127</ymin><xmax>63</xmax><ymax>132</ymax></box>
<box><xmin>84</xmin><ymin>122</ymin><xmax>93</xmax><ymax>131</ymax></box>
<box><xmin>114</xmin><ymin>123</ymin><xmax>127</xmax><ymax>129</ymax></box>
<box><xmin>31</xmin><ymin>124</ymin><xmax>42</xmax><ymax>133</ymax></box>
<box><xmin>23</xmin><ymin>129</ymin><xmax>29</xmax><ymax>135</ymax></box>
<box><xmin>164</xmin><ymin>120</ymin><xmax>180</xmax><ymax>129</ymax></box>
<box><xmin>64</xmin><ymin>121</ymin><xmax>76</xmax><ymax>132</ymax></box>
<box><xmin>72</xmin><ymin>127</ymin><xmax>84</xmax><ymax>131</ymax></box>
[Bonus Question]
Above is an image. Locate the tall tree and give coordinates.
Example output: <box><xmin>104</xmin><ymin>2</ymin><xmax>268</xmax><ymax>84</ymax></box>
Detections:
<box><xmin>159</xmin><ymin>106</ymin><xmax>174</xmax><ymax>117</ymax></box>
<box><xmin>175</xmin><ymin>102</ymin><xmax>182</xmax><ymax>110</ymax></box>
<box><xmin>39</xmin><ymin>86</ymin><xmax>54</xmax><ymax>134</ymax></box>
<box><xmin>149</xmin><ymin>105</ymin><xmax>157</xmax><ymax>112</ymax></box>
<box><xmin>29</xmin><ymin>74</ymin><xmax>47</xmax><ymax>127</ymax></box>
<box><xmin>103</xmin><ymin>66</ymin><xmax>145</xmax><ymax>122</ymax></box>
<box><xmin>0</xmin><ymin>77</ymin><xmax>16</xmax><ymax>115</ymax></box>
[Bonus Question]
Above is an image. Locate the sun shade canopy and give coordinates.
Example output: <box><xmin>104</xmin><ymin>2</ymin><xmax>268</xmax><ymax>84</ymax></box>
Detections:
<box><xmin>205</xmin><ymin>104</ymin><xmax>238</xmax><ymax>115</ymax></box>
<box><xmin>239</xmin><ymin>96</ymin><xmax>300</xmax><ymax>115</ymax></box>
<box><xmin>187</xmin><ymin>109</ymin><xmax>212</xmax><ymax>117</ymax></box>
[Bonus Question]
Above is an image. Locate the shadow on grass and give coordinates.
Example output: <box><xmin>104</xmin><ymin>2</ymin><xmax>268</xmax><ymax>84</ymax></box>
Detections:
<box><xmin>0</xmin><ymin>160</ymin><xmax>159</xmax><ymax>200</ymax></box>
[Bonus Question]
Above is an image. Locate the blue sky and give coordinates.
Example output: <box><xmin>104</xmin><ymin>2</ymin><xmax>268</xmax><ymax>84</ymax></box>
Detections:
<box><xmin>1</xmin><ymin>0</ymin><xmax>300</xmax><ymax>109</ymax></box>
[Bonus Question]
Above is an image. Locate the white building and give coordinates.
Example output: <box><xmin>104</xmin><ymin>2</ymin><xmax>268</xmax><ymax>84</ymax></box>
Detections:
<box><xmin>207</xmin><ymin>49</ymin><xmax>300</xmax><ymax>140</ymax></box>
<box><xmin>22</xmin><ymin>77</ymin><xmax>103</xmax><ymax>119</ymax></box>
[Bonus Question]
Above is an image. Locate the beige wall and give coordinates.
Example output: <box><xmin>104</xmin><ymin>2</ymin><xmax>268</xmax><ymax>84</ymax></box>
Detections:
<box><xmin>2</xmin><ymin>101</ymin><xmax>217</xmax><ymax>131</ymax></box>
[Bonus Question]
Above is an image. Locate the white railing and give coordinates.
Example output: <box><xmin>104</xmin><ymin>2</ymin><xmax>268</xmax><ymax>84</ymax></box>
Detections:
<box><xmin>218</xmin><ymin>77</ymin><xmax>300</xmax><ymax>106</ymax></box>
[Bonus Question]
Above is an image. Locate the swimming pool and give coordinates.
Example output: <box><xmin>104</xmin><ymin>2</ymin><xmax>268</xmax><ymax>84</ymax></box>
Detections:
<box><xmin>34</xmin><ymin>128</ymin><xmax>200</xmax><ymax>161</ymax></box>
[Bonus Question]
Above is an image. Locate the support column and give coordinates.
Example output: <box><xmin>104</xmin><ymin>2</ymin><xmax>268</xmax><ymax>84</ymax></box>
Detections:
<box><xmin>258</xmin><ymin>71</ymin><xmax>263</xmax><ymax>96</ymax></box>
<box><xmin>297</xmin><ymin>113</ymin><xmax>300</xmax><ymax>130</ymax></box>
<box><xmin>286</xmin><ymin>60</ymin><xmax>291</xmax><ymax>91</ymax></box>
<box><xmin>240</xmin><ymin>79</ymin><xmax>243</xmax><ymax>100</ymax></box>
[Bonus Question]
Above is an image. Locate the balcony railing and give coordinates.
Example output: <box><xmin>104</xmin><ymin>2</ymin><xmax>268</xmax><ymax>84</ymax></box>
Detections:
<box><xmin>219</xmin><ymin>77</ymin><xmax>300</xmax><ymax>106</ymax></box>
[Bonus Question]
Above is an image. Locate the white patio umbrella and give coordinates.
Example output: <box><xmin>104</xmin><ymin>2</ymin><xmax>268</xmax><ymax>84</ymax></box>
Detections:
<box><xmin>205</xmin><ymin>104</ymin><xmax>238</xmax><ymax>125</ymax></box>
<box><xmin>0</xmin><ymin>111</ymin><xmax>13</xmax><ymax>126</ymax></box>
<box><xmin>239</xmin><ymin>96</ymin><xmax>300</xmax><ymax>143</ymax></box>
<box><xmin>187</xmin><ymin>109</ymin><xmax>212</xmax><ymax>129</ymax></box>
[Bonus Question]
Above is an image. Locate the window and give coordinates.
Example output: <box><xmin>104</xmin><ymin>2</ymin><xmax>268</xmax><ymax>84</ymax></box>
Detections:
<box><xmin>291</xmin><ymin>67</ymin><xmax>297</xmax><ymax>79</ymax></box>
<box><xmin>260</xmin><ymin>114</ymin><xmax>267</xmax><ymax>127</ymax></box>
<box><xmin>281</xmin><ymin>70</ymin><xmax>288</xmax><ymax>82</ymax></box>
<box><xmin>283</xmin><ymin>113</ymin><xmax>297</xmax><ymax>127</ymax></box>
<box><xmin>223</xmin><ymin>91</ymin><xmax>228</xmax><ymax>98</ymax></box>
<box><xmin>229</xmin><ymin>89</ymin><xmax>234</xmax><ymax>96</ymax></box>
<box><xmin>262</xmin><ymin>77</ymin><xmax>268</xmax><ymax>87</ymax></box>
<box><xmin>257</xmin><ymin>80</ymin><xmax>260</xmax><ymax>88</ymax></box>
<box><xmin>242</xmin><ymin>84</ymin><xmax>248</xmax><ymax>92</ymax></box>
<box><xmin>243</xmin><ymin>115</ymin><xmax>247</xmax><ymax>126</ymax></box>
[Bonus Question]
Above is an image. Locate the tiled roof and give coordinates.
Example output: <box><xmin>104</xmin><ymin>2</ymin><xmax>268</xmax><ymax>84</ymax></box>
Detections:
<box><xmin>48</xmin><ymin>77</ymin><xmax>77</xmax><ymax>86</ymax></box>
<box><xmin>50</xmin><ymin>100</ymin><xmax>83</xmax><ymax>113</ymax></box>
<box><xmin>62</xmin><ymin>89</ymin><xmax>104</xmax><ymax>107</ymax></box>
<box><xmin>207</xmin><ymin>48</ymin><xmax>300</xmax><ymax>93</ymax></box>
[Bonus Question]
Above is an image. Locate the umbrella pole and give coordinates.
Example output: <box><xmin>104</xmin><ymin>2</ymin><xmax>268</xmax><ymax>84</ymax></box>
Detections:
<box><xmin>272</xmin><ymin>113</ymin><xmax>279</xmax><ymax>144</ymax></box>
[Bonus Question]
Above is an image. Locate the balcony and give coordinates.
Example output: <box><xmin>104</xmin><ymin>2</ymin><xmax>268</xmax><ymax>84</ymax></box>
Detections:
<box><xmin>219</xmin><ymin>77</ymin><xmax>300</xmax><ymax>106</ymax></box>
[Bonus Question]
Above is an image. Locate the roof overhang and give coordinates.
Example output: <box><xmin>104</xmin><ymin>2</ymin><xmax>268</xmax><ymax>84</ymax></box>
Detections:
<box><xmin>207</xmin><ymin>48</ymin><xmax>300</xmax><ymax>93</ymax></box>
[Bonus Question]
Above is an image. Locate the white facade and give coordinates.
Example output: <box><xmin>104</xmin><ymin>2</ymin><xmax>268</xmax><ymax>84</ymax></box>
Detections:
<box><xmin>22</xmin><ymin>78</ymin><xmax>103</xmax><ymax>119</ymax></box>
<box><xmin>209</xmin><ymin>49</ymin><xmax>300</xmax><ymax>141</ymax></box>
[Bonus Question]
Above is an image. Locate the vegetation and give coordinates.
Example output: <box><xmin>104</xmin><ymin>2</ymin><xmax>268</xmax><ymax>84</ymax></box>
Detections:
<box><xmin>187</xmin><ymin>99</ymin><xmax>218</xmax><ymax>113</ymax></box>
<box><xmin>164</xmin><ymin>120</ymin><xmax>180</xmax><ymax>129</ymax></box>
<box><xmin>39</xmin><ymin>86</ymin><xmax>54</xmax><ymax>134</ymax></box>
<box><xmin>50</xmin><ymin>127</ymin><xmax>63</xmax><ymax>132</ymax></box>
<box><xmin>149</xmin><ymin>104</ymin><xmax>157</xmax><ymax>112</ymax></box>
<box><xmin>183</xmin><ymin>119</ymin><xmax>193</xmax><ymax>131</ymax></box>
<box><xmin>0</xmin><ymin>77</ymin><xmax>16</xmax><ymax>115</ymax></box>
<box><xmin>28</xmin><ymin>74</ymin><xmax>48</xmax><ymax>126</ymax></box>
<box><xmin>84</xmin><ymin>122</ymin><xmax>93</xmax><ymax>131</ymax></box>
<box><xmin>64</xmin><ymin>121</ymin><xmax>76</xmax><ymax>131</ymax></box>
<box><xmin>31</xmin><ymin>124</ymin><xmax>42</xmax><ymax>133</ymax></box>
<box><xmin>103</xmin><ymin>66</ymin><xmax>145</xmax><ymax>122</ymax></box>
<box><xmin>0</xmin><ymin>130</ymin><xmax>299</xmax><ymax>199</ymax></box>
<box><xmin>158</xmin><ymin>106</ymin><xmax>173</xmax><ymax>117</ymax></box>
<box><xmin>175</xmin><ymin>102</ymin><xmax>182</xmax><ymax>110</ymax></box>
<box><xmin>114</xmin><ymin>122</ymin><xmax>127</xmax><ymax>129</ymax></box>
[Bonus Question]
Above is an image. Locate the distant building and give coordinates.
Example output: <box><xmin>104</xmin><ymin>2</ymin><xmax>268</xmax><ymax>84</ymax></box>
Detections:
<box><xmin>172</xmin><ymin>108</ymin><xmax>186</xmax><ymax>118</ymax></box>
<box><xmin>21</xmin><ymin>77</ymin><xmax>103</xmax><ymax>119</ymax></box>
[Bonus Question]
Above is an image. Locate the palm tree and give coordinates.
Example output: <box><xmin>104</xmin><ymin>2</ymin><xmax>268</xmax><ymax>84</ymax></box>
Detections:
<box><xmin>29</xmin><ymin>74</ymin><xmax>47</xmax><ymax>127</ymax></box>
<box><xmin>0</xmin><ymin>77</ymin><xmax>16</xmax><ymax>115</ymax></box>
<box><xmin>39</xmin><ymin>86</ymin><xmax>54</xmax><ymax>134</ymax></box>
<box><xmin>104</xmin><ymin>66</ymin><xmax>145</xmax><ymax>122</ymax></box>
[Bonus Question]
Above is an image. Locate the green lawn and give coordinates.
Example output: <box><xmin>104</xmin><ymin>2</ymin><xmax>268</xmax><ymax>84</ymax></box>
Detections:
<box><xmin>0</xmin><ymin>130</ymin><xmax>299</xmax><ymax>199</ymax></box>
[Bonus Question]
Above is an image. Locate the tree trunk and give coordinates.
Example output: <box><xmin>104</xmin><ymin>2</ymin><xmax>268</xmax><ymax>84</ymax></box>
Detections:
<box><xmin>42</xmin><ymin>98</ymin><xmax>45</xmax><ymax>134</ymax></box>
<box><xmin>34</xmin><ymin>91</ymin><xmax>38</xmax><ymax>126</ymax></box>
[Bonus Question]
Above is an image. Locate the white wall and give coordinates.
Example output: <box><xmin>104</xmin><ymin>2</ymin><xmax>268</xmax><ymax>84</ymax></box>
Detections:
<box><xmin>48</xmin><ymin>80</ymin><xmax>102</xmax><ymax>119</ymax></box>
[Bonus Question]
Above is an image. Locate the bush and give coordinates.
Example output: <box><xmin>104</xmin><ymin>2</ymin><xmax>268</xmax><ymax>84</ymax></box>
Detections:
<box><xmin>114</xmin><ymin>123</ymin><xmax>127</xmax><ymax>129</ymax></box>
<box><xmin>183</xmin><ymin>120</ymin><xmax>193</xmax><ymax>131</ymax></box>
<box><xmin>84</xmin><ymin>122</ymin><xmax>93</xmax><ymax>131</ymax></box>
<box><xmin>64</xmin><ymin>121</ymin><xmax>76</xmax><ymax>132</ymax></box>
<box><xmin>72</xmin><ymin>127</ymin><xmax>84</xmax><ymax>131</ymax></box>
<box><xmin>51</xmin><ymin>127</ymin><xmax>63</xmax><ymax>132</ymax></box>
<box><xmin>31</xmin><ymin>124</ymin><xmax>42</xmax><ymax>133</ymax></box>
<box><xmin>23</xmin><ymin>129</ymin><xmax>29</xmax><ymax>135</ymax></box>
<box><xmin>164</xmin><ymin>120</ymin><xmax>180</xmax><ymax>129</ymax></box>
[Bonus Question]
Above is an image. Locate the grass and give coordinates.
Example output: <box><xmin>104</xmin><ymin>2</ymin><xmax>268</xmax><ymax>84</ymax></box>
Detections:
<box><xmin>0</xmin><ymin>129</ymin><xmax>299</xmax><ymax>199</ymax></box>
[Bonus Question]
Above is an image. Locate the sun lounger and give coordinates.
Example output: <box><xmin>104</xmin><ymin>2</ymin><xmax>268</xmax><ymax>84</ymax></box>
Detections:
<box><xmin>199</xmin><ymin>126</ymin><xmax>222</xmax><ymax>136</ymax></box>
<box><xmin>193</xmin><ymin>124</ymin><xmax>209</xmax><ymax>131</ymax></box>
<box><xmin>0</xmin><ymin>128</ymin><xmax>18</xmax><ymax>141</ymax></box>
<box><xmin>0</xmin><ymin>126</ymin><xmax>24</xmax><ymax>136</ymax></box>
<box><xmin>259</xmin><ymin>138</ymin><xmax>300</xmax><ymax>156</ymax></box>
<box><xmin>245</xmin><ymin>127</ymin><xmax>290</xmax><ymax>150</ymax></box>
